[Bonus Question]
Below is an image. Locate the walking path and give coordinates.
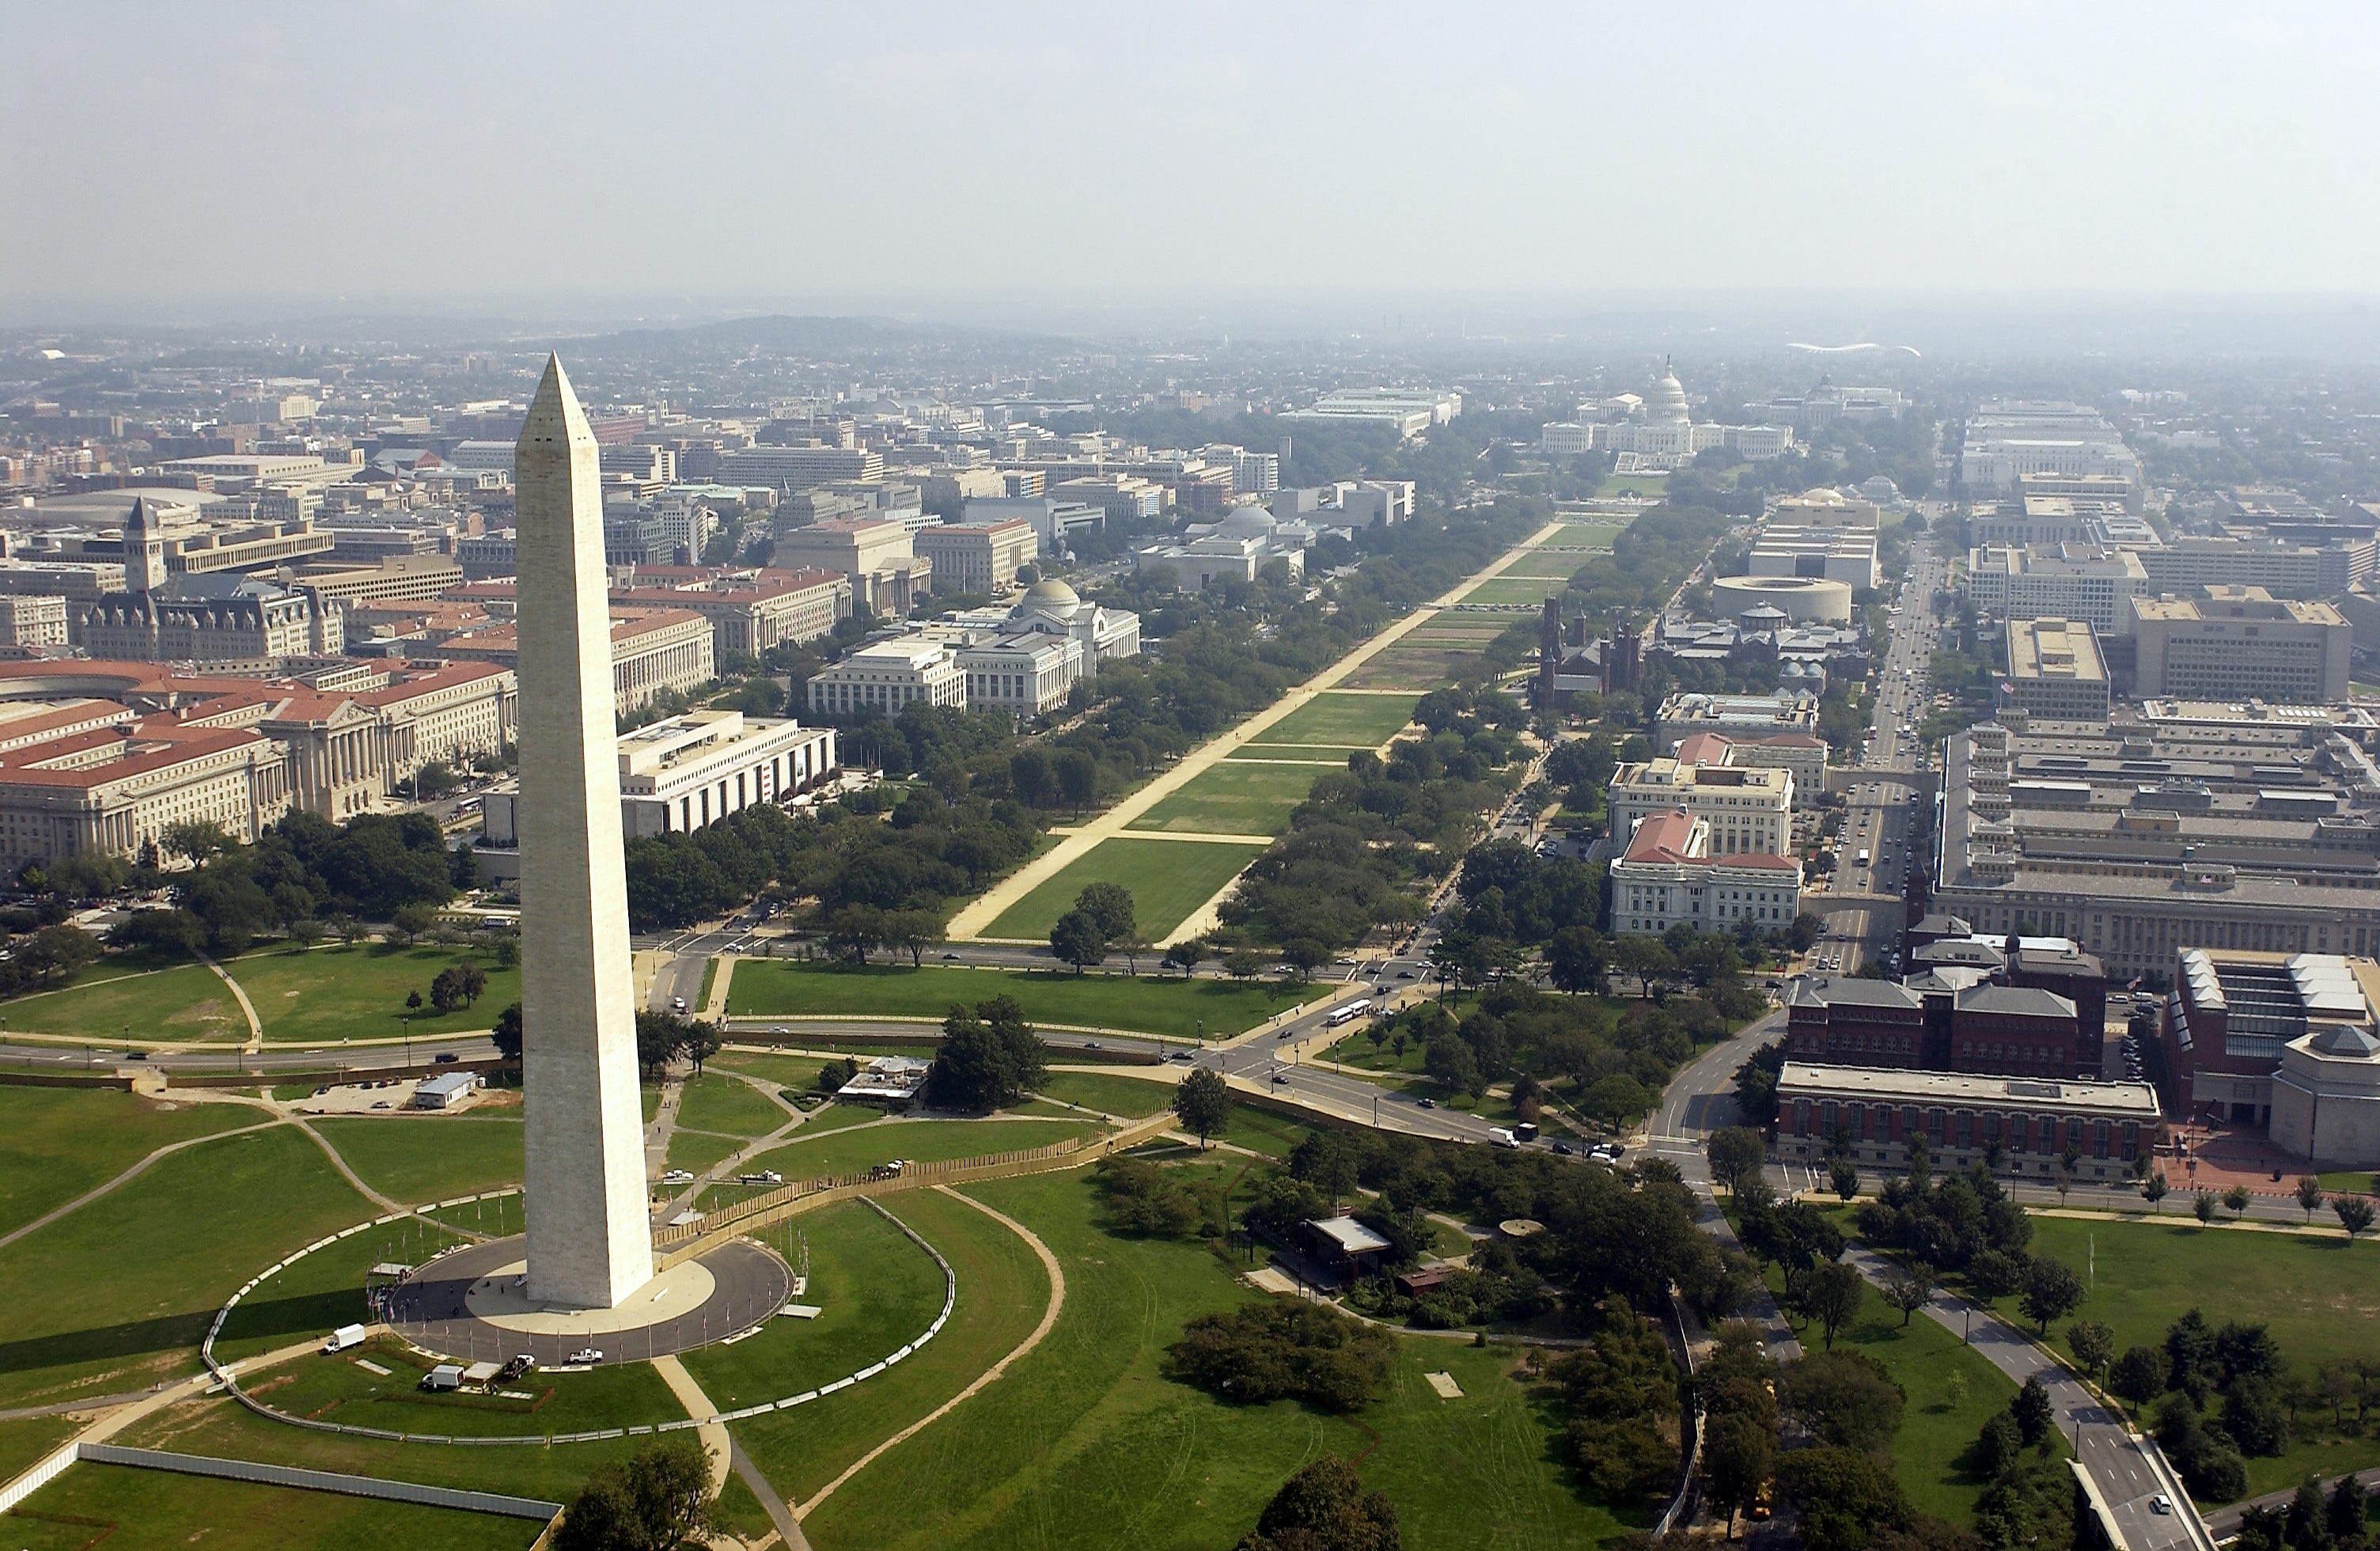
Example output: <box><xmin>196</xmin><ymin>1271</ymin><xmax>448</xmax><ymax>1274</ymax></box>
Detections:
<box><xmin>703</xmin><ymin>958</ymin><xmax>737</xmax><ymax>1020</ymax></box>
<box><xmin>792</xmin><ymin>1185</ymin><xmax>1067</xmax><ymax>1519</ymax></box>
<box><xmin>196</xmin><ymin>949</ymin><xmax>263</xmax><ymax>1051</ymax></box>
<box><xmin>946</xmin><ymin>518</ymin><xmax>1562</xmax><ymax>942</ymax></box>
<box><xmin>650</xmin><ymin>1354</ymin><xmax>733</xmax><ymax>1493</ymax></box>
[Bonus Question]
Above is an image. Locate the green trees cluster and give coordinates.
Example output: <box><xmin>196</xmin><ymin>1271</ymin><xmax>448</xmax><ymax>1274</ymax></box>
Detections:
<box><xmin>1551</xmin><ymin>504</ymin><xmax>1741</xmax><ymax>626</ymax></box>
<box><xmin>426</xmin><ymin>961</ymin><xmax>487</xmax><ymax>1013</ymax></box>
<box><xmin>116</xmin><ymin>810</ymin><xmax>464</xmax><ymax>956</ymax></box>
<box><xmin>1698</xmin><ymin>1322</ymin><xmax>1782</xmax><ymax>1534</ymax></box>
<box><xmin>1376</xmin><ymin>982</ymin><xmax>1726</xmax><ymax>1125</ymax></box>
<box><xmin>632</xmin><ymin>1009</ymin><xmax>723</xmax><ymax>1077</ymax></box>
<box><xmin>2234</xmin><ymin>1473</ymin><xmax>2373</xmax><ymax>1551</ymax></box>
<box><xmin>1166</xmin><ymin>1298</ymin><xmax>1397</xmax><ymax>1413</ymax></box>
<box><xmin>1854</xmin><ymin>1156</ymin><xmax>2038</xmax><ymax>1284</ymax></box>
<box><xmin>1091</xmin><ymin>1155</ymin><xmax>1225</xmax><ymax>1239</ymax></box>
<box><xmin>1231</xmin><ymin>1452</ymin><xmax>1400</xmax><ymax>1551</ymax></box>
<box><xmin>2105</xmin><ymin>1307</ymin><xmax>2298</xmax><ymax>1499</ymax></box>
<box><xmin>0</xmin><ymin>922</ymin><xmax>101</xmax><ymax>995</ymax></box>
<box><xmin>623</xmin><ymin>779</ymin><xmax>1039</xmax><ymax>931</ymax></box>
<box><xmin>553</xmin><ymin>1436</ymin><xmax>722</xmax><ymax>1551</ymax></box>
<box><xmin>1544</xmin><ymin>1303</ymin><xmax>1684</xmax><ymax>1504</ymax></box>
<box><xmin>923</xmin><ymin>994</ymin><xmax>1046</xmax><ymax>1113</ymax></box>
<box><xmin>1049</xmin><ymin>882</ymin><xmax>1144</xmax><ymax>975</ymax></box>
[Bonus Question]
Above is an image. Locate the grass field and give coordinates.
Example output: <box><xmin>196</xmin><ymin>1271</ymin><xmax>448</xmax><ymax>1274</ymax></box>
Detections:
<box><xmin>795</xmin><ymin>1170</ymin><xmax>1628</xmax><ymax>1550</ymax></box>
<box><xmin>665</xmin><ymin>1128</ymin><xmax>745</xmax><ymax>1176</ymax></box>
<box><xmin>0</xmin><ymin>1086</ymin><xmax>260</xmax><ymax>1238</ymax></box>
<box><xmin>733</xmin><ymin>1117</ymin><xmax>1098</xmax><ymax>1193</ymax></box>
<box><xmin>730</xmin><ymin>958</ymin><xmax>1299</xmax><ymax>1039</ymax></box>
<box><xmin>1985</xmin><ymin>1215</ymin><xmax>2380</xmax><ymax>1496</ymax></box>
<box><xmin>674</xmin><ymin>1071</ymin><xmax>790</xmax><ymax>1137</ymax></box>
<box><xmin>1223</xmin><ymin>746</ymin><xmax>1367</xmax><ymax>764</ymax></box>
<box><xmin>1503</xmin><ymin>552</ymin><xmax>1586</xmax><ymax>579</ymax></box>
<box><xmin>1340</xmin><ymin>645</ymin><xmax>1493</xmax><ymax>691</ymax></box>
<box><xmin>712</xmin><ymin>1051</ymin><xmax>833</xmax><ymax>1092</ymax></box>
<box><xmin>980</xmin><ymin>836</ymin><xmax>1268</xmax><ymax>942</ymax></box>
<box><xmin>1128</xmin><ymin>761</ymin><xmax>1321</xmax><ymax>836</ymax></box>
<box><xmin>0</xmin><ymin>1124</ymin><xmax>373</xmax><ymax>1407</ymax></box>
<box><xmin>1821</xmin><ymin>1270</ymin><xmax>2018</xmax><ymax>1524</ymax></box>
<box><xmin>0</xmin><ymin>1414</ymin><xmax>77</xmax><ymax>1481</ymax></box>
<box><xmin>13</xmin><ymin>1462</ymin><xmax>543</xmax><ymax>1549</ymax></box>
<box><xmin>1246</xmin><ymin>692</ymin><xmax>1418</xmax><ymax>749</ymax></box>
<box><xmin>238</xmin><ymin>1333</ymin><xmax>686</xmax><ymax>1437</ymax></box>
<box><xmin>311</xmin><ymin>1115</ymin><xmax>524</xmax><ymax>1204</ymax></box>
<box><xmin>1551</xmin><ymin>523</ymin><xmax>1624</xmax><ymax>548</ymax></box>
<box><xmin>1459</xmin><ymin>577</ymin><xmax>1567</xmax><ymax>608</ymax></box>
<box><xmin>733</xmin><ymin>1185</ymin><xmax>1050</xmax><ymax>1506</ymax></box>
<box><xmin>5</xmin><ymin>959</ymin><xmax>245</xmax><ymax>1043</ymax></box>
<box><xmin>1596</xmin><ymin>474</ymin><xmax>1668</xmax><ymax>497</ymax></box>
<box><xmin>239</xmin><ymin>944</ymin><xmax>520</xmax><ymax>1045</ymax></box>
<box><xmin>7</xmin><ymin>944</ymin><xmax>517</xmax><ymax>1049</ymax></box>
<box><xmin>1035</xmin><ymin>1069</ymin><xmax>1181</xmax><ymax>1118</ymax></box>
<box><xmin>681</xmin><ymin>1199</ymin><xmax>949</xmax><ymax>1410</ymax></box>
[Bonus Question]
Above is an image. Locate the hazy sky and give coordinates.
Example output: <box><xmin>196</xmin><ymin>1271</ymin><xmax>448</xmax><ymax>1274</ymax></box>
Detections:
<box><xmin>6</xmin><ymin>2</ymin><xmax>2376</xmax><ymax>321</ymax></box>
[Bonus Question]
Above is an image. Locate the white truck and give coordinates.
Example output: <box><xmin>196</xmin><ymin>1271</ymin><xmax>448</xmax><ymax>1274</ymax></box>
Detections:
<box><xmin>324</xmin><ymin>1324</ymin><xmax>370</xmax><ymax>1354</ymax></box>
<box><xmin>1488</xmin><ymin>1127</ymin><xmax>1520</xmax><ymax>1150</ymax></box>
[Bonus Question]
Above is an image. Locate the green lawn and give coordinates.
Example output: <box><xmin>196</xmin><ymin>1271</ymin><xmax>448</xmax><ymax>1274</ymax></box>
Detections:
<box><xmin>13</xmin><ymin>1462</ymin><xmax>543</xmax><ymax>1549</ymax></box>
<box><xmin>712</xmin><ymin>1051</ymin><xmax>834</xmax><ymax>1093</ymax></box>
<box><xmin>980</xmin><ymin>837</ymin><xmax>1268</xmax><ymax>942</ymax></box>
<box><xmin>1035</xmin><ymin>1069</ymin><xmax>1181</xmax><ymax>1119</ymax></box>
<box><xmin>310</xmin><ymin>1115</ymin><xmax>524</xmax><ymax>1204</ymax></box>
<box><xmin>734</xmin><ymin>1117</ymin><xmax>1098</xmax><ymax>1191</ymax></box>
<box><xmin>728</xmin><ymin>959</ymin><xmax>1301</xmax><ymax>1039</ymax></box>
<box><xmin>0</xmin><ymin>1086</ymin><xmax>260</xmax><ymax>1238</ymax></box>
<box><xmin>794</xmin><ymin>1170</ymin><xmax>1629</xmax><ymax>1550</ymax></box>
<box><xmin>675</xmin><ymin>1071</ymin><xmax>790</xmax><ymax>1137</ymax></box>
<box><xmin>734</xmin><ymin>1184</ymin><xmax>1050</xmax><ymax>1508</ymax></box>
<box><xmin>1459</xmin><ymin>578</ymin><xmax>1566</xmax><ymax>608</ymax></box>
<box><xmin>1551</xmin><ymin>523</ymin><xmax>1624</xmax><ymax>548</ymax></box>
<box><xmin>238</xmin><ymin>944</ymin><xmax>520</xmax><ymax>1045</ymax></box>
<box><xmin>113</xmin><ymin>1391</ymin><xmax>654</xmax><ymax>1512</ymax></box>
<box><xmin>1503</xmin><ymin>552</ymin><xmax>1586</xmax><ymax>580</ymax></box>
<box><xmin>1826</xmin><ymin>1273</ymin><xmax>2018</xmax><ymax>1524</ymax></box>
<box><xmin>1247</xmin><ymin>692</ymin><xmax>1418</xmax><ymax>749</ymax></box>
<box><xmin>1129</xmin><ymin>762</ymin><xmax>1323</xmax><ymax>836</ymax></box>
<box><xmin>1990</xmin><ymin>1215</ymin><xmax>2380</xmax><ymax>1496</ymax></box>
<box><xmin>680</xmin><ymin>1200</ymin><xmax>949</xmax><ymax>1410</ymax></box>
<box><xmin>0</xmin><ymin>1125</ymin><xmax>374</xmax><ymax>1407</ymax></box>
<box><xmin>666</xmin><ymin>1128</ymin><xmax>746</xmax><ymax>1176</ymax></box>
<box><xmin>4</xmin><ymin>958</ymin><xmax>245</xmax><ymax>1043</ymax></box>
<box><xmin>0</xmin><ymin>1414</ymin><xmax>77</xmax><ymax>1481</ymax></box>
<box><xmin>1595</xmin><ymin>474</ymin><xmax>1669</xmax><ymax>497</ymax></box>
<box><xmin>1222</xmin><ymin>746</ymin><xmax>1366</xmax><ymax>764</ymax></box>
<box><xmin>1215</xmin><ymin>1100</ymin><xmax>1321</xmax><ymax>1159</ymax></box>
<box><xmin>233</xmin><ymin>1333</ymin><xmax>684</xmax><ymax>1437</ymax></box>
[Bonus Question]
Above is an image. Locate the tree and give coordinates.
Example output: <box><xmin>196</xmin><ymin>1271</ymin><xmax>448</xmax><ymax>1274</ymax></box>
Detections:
<box><xmin>1173</xmin><ymin>1067</ymin><xmax>1231</xmax><ymax>1148</ymax></box>
<box><xmin>1780</xmin><ymin>1349</ymin><xmax>1906</xmax><ymax>1451</ymax></box>
<box><xmin>2019</xmin><ymin>1257</ymin><xmax>2087</xmax><ymax>1333</ymax></box>
<box><xmin>2298</xmin><ymin>1175</ymin><xmax>2326</xmax><ymax>1223</ymax></box>
<box><xmin>1423</xmin><ymin>1034</ymin><xmax>1481</xmax><ymax>1098</ymax></box>
<box><xmin>1545</xmin><ymin>926</ymin><xmax>1608</xmax><ymax>996</ymax></box>
<box><xmin>2224</xmin><ymin>1183</ymin><xmax>2253</xmax><ymax>1220</ymax></box>
<box><xmin>924</xmin><ymin>996</ymin><xmax>1047</xmax><ymax>1113</ymax></box>
<box><xmin>1881</xmin><ymin>1265</ymin><xmax>1935</xmax><ymax>1326</ymax></box>
<box><xmin>1830</xmin><ymin>1158</ymin><xmax>1861</xmax><ymax>1202</ymax></box>
<box><xmin>1801</xmin><ymin>1261</ymin><xmax>1865</xmax><ymax>1350</ymax></box>
<box><xmin>392</xmin><ymin>901</ymin><xmax>436</xmax><ymax>944</ymax></box>
<box><xmin>1049</xmin><ymin>909</ymin><xmax>1108</xmax><ymax>976</ymax></box>
<box><xmin>2011</xmin><ymin>1373</ymin><xmax>2054</xmax><ymax>1445</ymax></box>
<box><xmin>881</xmin><ymin>909</ymin><xmax>945</xmax><ymax>969</ymax></box>
<box><xmin>2195</xmin><ymin>1191</ymin><xmax>2219</xmax><ymax>1227</ymax></box>
<box><xmin>823</xmin><ymin>904</ymin><xmax>885</xmax><ymax>965</ymax></box>
<box><xmin>1702</xmin><ymin>1410</ymin><xmax>1777</xmax><ymax>1538</ymax></box>
<box><xmin>491</xmin><ymin>1002</ymin><xmax>523</xmax><ymax>1062</ymax></box>
<box><xmin>2069</xmin><ymin>1320</ymin><xmax>2116</xmax><ymax>1381</ymax></box>
<box><xmin>1233</xmin><ymin>1453</ymin><xmax>1399</xmax><ymax>1551</ymax></box>
<box><xmin>553</xmin><ymin>1437</ymin><xmax>723</xmax><ymax>1551</ymax></box>
<box><xmin>681</xmin><ymin>1018</ymin><xmax>724</xmax><ymax>1074</ymax></box>
<box><xmin>1074</xmin><ymin>883</ymin><xmax>1137</xmax><ymax>948</ymax></box>
<box><xmin>2335</xmin><ymin>1195</ymin><xmax>2376</xmax><ymax>1240</ymax></box>
<box><xmin>404</xmin><ymin>988</ymin><xmax>423</xmax><ymax>1012</ymax></box>
<box><xmin>1707</xmin><ymin>1127</ymin><xmax>1768</xmax><ymax>1196</ymax></box>
<box><xmin>2144</xmin><ymin>1170</ymin><xmax>2170</xmax><ymax>1212</ymax></box>
<box><xmin>1223</xmin><ymin>949</ymin><xmax>1266</xmax><ymax>984</ymax></box>
<box><xmin>1053</xmin><ymin>749</ymin><xmax>1099</xmax><ymax>816</ymax></box>
<box><xmin>635</xmin><ymin>1010</ymin><xmax>690</xmax><ymax>1076</ymax></box>
<box><xmin>2109</xmin><ymin>1345</ymin><xmax>2170</xmax><ymax>1414</ymax></box>
<box><xmin>1779</xmin><ymin>1444</ymin><xmax>1908</xmax><ymax>1551</ymax></box>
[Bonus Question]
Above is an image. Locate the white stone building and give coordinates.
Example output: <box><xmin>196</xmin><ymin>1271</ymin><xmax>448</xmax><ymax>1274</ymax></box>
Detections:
<box><xmin>805</xmin><ymin>637</ymin><xmax>965</xmax><ymax>716</ymax></box>
<box><xmin>1609</xmin><ymin>809</ymin><xmax>1802</xmax><ymax>937</ymax></box>
<box><xmin>1608</xmin><ymin>758</ymin><xmax>1794</xmax><ymax>858</ymax></box>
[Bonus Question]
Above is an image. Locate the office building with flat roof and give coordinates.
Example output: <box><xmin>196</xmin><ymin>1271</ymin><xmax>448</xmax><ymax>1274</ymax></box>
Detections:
<box><xmin>1965</xmin><ymin>544</ymin><xmax>2148</xmax><ymax>634</ymax></box>
<box><xmin>1776</xmin><ymin>1061</ymin><xmax>2158</xmax><ymax>1182</ymax></box>
<box><xmin>803</xmin><ymin>637</ymin><xmax>963</xmax><ymax>718</ymax></box>
<box><xmin>2129</xmin><ymin>586</ymin><xmax>2351</xmax><ymax>704</ymax></box>
<box><xmin>1609</xmin><ymin>757</ymin><xmax>1792</xmax><ymax>857</ymax></box>
<box><xmin>1608</xmin><ymin>809</ymin><xmax>1801</xmax><ymax>937</ymax></box>
<box><xmin>2003</xmin><ymin>617</ymin><xmax>2110</xmax><ymax>721</ymax></box>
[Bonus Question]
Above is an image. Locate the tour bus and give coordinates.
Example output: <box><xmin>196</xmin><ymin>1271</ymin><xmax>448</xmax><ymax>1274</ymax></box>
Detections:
<box><xmin>1325</xmin><ymin>999</ymin><xmax>1372</xmax><ymax>1028</ymax></box>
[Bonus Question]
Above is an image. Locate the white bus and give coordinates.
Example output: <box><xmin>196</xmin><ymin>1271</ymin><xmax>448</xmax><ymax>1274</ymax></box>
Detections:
<box><xmin>1325</xmin><ymin>999</ymin><xmax>1373</xmax><ymax>1028</ymax></box>
<box><xmin>1856</xmin><ymin>848</ymin><xmax>1871</xmax><ymax>868</ymax></box>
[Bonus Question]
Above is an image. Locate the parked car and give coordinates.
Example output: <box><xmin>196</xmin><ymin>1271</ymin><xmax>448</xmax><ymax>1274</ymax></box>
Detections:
<box><xmin>568</xmin><ymin>1349</ymin><xmax>604</xmax><ymax>1366</ymax></box>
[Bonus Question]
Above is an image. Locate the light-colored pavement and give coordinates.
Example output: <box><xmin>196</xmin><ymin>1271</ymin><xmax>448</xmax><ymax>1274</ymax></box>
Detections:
<box><xmin>946</xmin><ymin>518</ymin><xmax>1563</xmax><ymax>943</ymax></box>
<box><xmin>650</xmin><ymin>1353</ymin><xmax>733</xmax><ymax>1492</ymax></box>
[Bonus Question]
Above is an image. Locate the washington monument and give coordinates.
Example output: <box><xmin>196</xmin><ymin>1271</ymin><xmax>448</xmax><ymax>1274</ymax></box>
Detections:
<box><xmin>514</xmin><ymin>355</ymin><xmax>654</xmax><ymax>1310</ymax></box>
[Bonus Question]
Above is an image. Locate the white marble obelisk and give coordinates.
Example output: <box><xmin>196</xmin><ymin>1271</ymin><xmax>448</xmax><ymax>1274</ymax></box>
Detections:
<box><xmin>516</xmin><ymin>355</ymin><xmax>654</xmax><ymax>1310</ymax></box>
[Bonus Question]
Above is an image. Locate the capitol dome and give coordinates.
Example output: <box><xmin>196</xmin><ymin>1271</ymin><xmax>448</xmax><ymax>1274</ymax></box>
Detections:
<box><xmin>1650</xmin><ymin>358</ymin><xmax>1691</xmax><ymax>423</ymax></box>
